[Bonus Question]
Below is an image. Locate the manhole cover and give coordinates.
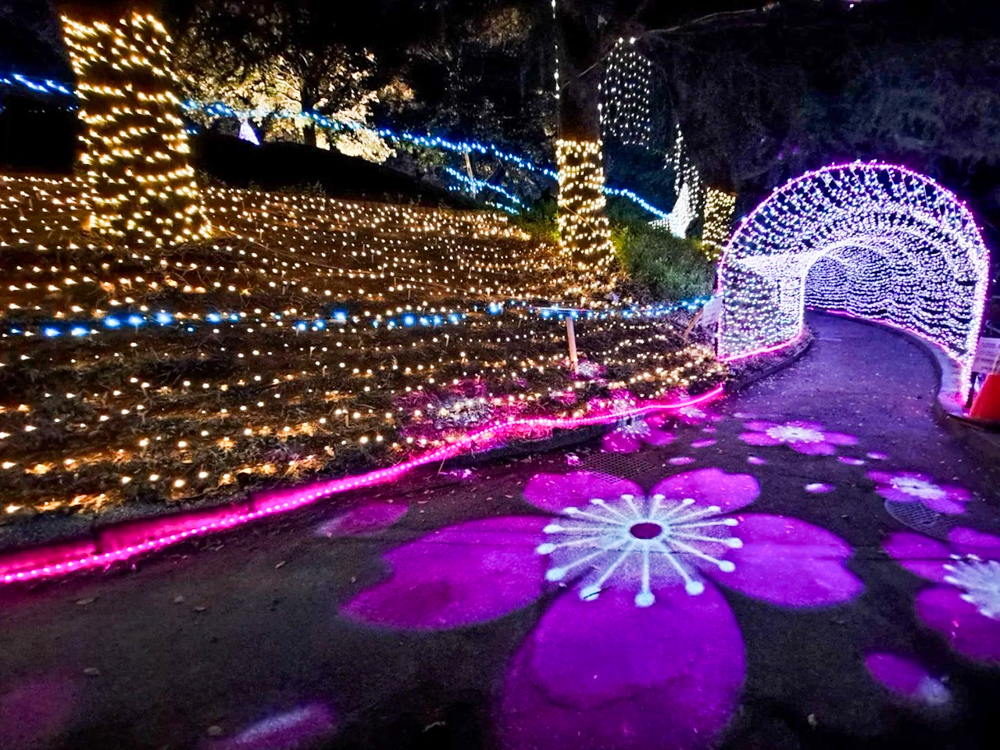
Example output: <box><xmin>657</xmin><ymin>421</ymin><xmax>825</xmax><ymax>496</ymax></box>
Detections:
<box><xmin>580</xmin><ymin>451</ymin><xmax>666</xmax><ymax>484</ymax></box>
<box><xmin>884</xmin><ymin>500</ymin><xmax>957</xmax><ymax>539</ymax></box>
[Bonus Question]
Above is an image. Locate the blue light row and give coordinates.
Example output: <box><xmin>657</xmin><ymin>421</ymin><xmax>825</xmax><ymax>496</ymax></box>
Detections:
<box><xmin>7</xmin><ymin>295</ymin><xmax>710</xmax><ymax>341</ymax></box>
<box><xmin>0</xmin><ymin>70</ymin><xmax>670</xmax><ymax>220</ymax></box>
<box><xmin>442</xmin><ymin>166</ymin><xmax>524</xmax><ymax>214</ymax></box>
<box><xmin>7</xmin><ymin>307</ymin><xmax>472</xmax><ymax>340</ymax></box>
<box><xmin>0</xmin><ymin>72</ymin><xmax>73</xmax><ymax>96</ymax></box>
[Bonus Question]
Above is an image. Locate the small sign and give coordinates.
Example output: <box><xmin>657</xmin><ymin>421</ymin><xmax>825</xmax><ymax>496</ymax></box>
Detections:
<box><xmin>973</xmin><ymin>336</ymin><xmax>1000</xmax><ymax>373</ymax></box>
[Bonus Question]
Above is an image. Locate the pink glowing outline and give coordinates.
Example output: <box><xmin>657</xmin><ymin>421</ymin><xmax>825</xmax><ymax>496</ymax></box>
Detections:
<box><xmin>720</xmin><ymin>332</ymin><xmax>804</xmax><ymax>363</ymax></box>
<box><xmin>715</xmin><ymin>161</ymin><xmax>990</xmax><ymax>402</ymax></box>
<box><xmin>0</xmin><ymin>386</ymin><xmax>724</xmax><ymax>585</ymax></box>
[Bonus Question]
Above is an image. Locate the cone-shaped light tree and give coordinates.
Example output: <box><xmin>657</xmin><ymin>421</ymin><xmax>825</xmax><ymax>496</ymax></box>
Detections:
<box><xmin>58</xmin><ymin>1</ymin><xmax>208</xmax><ymax>247</ymax></box>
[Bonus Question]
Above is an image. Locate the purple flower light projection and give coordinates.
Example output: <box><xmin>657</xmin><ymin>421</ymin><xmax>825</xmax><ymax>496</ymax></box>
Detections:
<box><xmin>805</xmin><ymin>483</ymin><xmax>834</xmax><ymax>494</ymax></box>
<box><xmin>316</xmin><ymin>503</ymin><xmax>408</xmax><ymax>538</ymax></box>
<box><xmin>341</xmin><ymin>468</ymin><xmax>863</xmax><ymax>749</ymax></box>
<box><xmin>396</xmin><ymin>378</ymin><xmax>526</xmax><ymax>449</ymax></box>
<box><xmin>602</xmin><ymin>413</ymin><xmax>676</xmax><ymax>453</ymax></box>
<box><xmin>739</xmin><ymin>420</ymin><xmax>857</xmax><ymax>456</ymax></box>
<box><xmin>870</xmin><ymin>471</ymin><xmax>971</xmax><ymax>515</ymax></box>
<box><xmin>673</xmin><ymin>405</ymin><xmax>716</xmax><ymax>425</ymax></box>
<box><xmin>885</xmin><ymin>527</ymin><xmax>1000</xmax><ymax>664</ymax></box>
<box><xmin>865</xmin><ymin>653</ymin><xmax>950</xmax><ymax>707</ymax></box>
<box><xmin>838</xmin><ymin>456</ymin><xmax>866</xmax><ymax>466</ymax></box>
<box><xmin>574</xmin><ymin>358</ymin><xmax>606</xmax><ymax>381</ymax></box>
<box><xmin>0</xmin><ymin>675</ymin><xmax>78</xmax><ymax>750</ymax></box>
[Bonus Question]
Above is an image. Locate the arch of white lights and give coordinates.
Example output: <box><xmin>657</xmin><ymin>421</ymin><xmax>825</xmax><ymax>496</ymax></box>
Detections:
<box><xmin>717</xmin><ymin>162</ymin><xmax>990</xmax><ymax>400</ymax></box>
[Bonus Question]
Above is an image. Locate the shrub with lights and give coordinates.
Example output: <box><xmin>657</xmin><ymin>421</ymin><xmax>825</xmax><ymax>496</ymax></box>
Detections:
<box><xmin>718</xmin><ymin>162</ymin><xmax>990</xmax><ymax>400</ymax></box>
<box><xmin>0</xmin><ymin>174</ymin><xmax>724</xmax><ymax>518</ymax></box>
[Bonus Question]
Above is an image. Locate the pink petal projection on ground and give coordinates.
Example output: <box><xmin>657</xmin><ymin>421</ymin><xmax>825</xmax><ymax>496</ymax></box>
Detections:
<box><xmin>805</xmin><ymin>483</ymin><xmax>834</xmax><ymax>494</ymax></box>
<box><xmin>715</xmin><ymin>514</ymin><xmax>863</xmax><ymax>607</ymax></box>
<box><xmin>865</xmin><ymin>653</ymin><xmax>950</xmax><ymax>706</ymax></box>
<box><xmin>341</xmin><ymin>516</ymin><xmax>549</xmax><ymax>630</ymax></box>
<box><xmin>497</xmin><ymin>586</ymin><xmax>745</xmax><ymax>750</ymax></box>
<box><xmin>316</xmin><ymin>503</ymin><xmax>408</xmax><ymax>538</ymax></box>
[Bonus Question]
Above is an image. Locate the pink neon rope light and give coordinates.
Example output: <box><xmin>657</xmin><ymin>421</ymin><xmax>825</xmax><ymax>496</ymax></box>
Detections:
<box><xmin>0</xmin><ymin>386</ymin><xmax>724</xmax><ymax>585</ymax></box>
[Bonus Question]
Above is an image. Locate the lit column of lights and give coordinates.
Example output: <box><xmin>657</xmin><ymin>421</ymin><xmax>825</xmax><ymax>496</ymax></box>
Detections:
<box><xmin>601</xmin><ymin>38</ymin><xmax>652</xmax><ymax>147</ymax></box>
<box><xmin>555</xmin><ymin>139</ymin><xmax>614</xmax><ymax>294</ymax></box>
<box><xmin>61</xmin><ymin>13</ymin><xmax>209</xmax><ymax>247</ymax></box>
<box><xmin>702</xmin><ymin>187</ymin><xmax>737</xmax><ymax>254</ymax></box>
<box><xmin>717</xmin><ymin>162</ymin><xmax>990</xmax><ymax>401</ymax></box>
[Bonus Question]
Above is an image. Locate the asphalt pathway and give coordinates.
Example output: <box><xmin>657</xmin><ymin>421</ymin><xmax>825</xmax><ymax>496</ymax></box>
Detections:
<box><xmin>1</xmin><ymin>312</ymin><xmax>999</xmax><ymax>750</ymax></box>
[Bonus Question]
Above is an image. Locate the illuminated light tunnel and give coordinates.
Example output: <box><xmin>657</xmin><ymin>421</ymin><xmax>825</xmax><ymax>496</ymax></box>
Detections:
<box><xmin>717</xmin><ymin>162</ymin><xmax>990</xmax><ymax>400</ymax></box>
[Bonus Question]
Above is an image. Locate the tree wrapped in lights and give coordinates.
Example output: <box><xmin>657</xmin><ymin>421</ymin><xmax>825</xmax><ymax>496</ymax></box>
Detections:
<box><xmin>60</xmin><ymin>3</ymin><xmax>208</xmax><ymax>247</ymax></box>
<box><xmin>718</xmin><ymin>162</ymin><xmax>990</xmax><ymax>400</ymax></box>
<box><xmin>553</xmin><ymin>1</ymin><xmax>614</xmax><ymax>289</ymax></box>
<box><xmin>702</xmin><ymin>186</ymin><xmax>736</xmax><ymax>254</ymax></box>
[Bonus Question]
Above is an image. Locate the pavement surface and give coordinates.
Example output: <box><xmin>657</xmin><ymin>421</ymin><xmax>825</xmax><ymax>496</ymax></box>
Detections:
<box><xmin>2</xmin><ymin>312</ymin><xmax>999</xmax><ymax>750</ymax></box>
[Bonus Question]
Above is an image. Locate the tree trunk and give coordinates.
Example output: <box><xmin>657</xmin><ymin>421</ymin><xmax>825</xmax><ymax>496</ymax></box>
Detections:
<box><xmin>553</xmin><ymin>1</ymin><xmax>613</xmax><ymax>294</ymax></box>
<box><xmin>301</xmin><ymin>82</ymin><xmax>318</xmax><ymax>148</ymax></box>
<box><xmin>554</xmin><ymin>1</ymin><xmax>602</xmax><ymax>142</ymax></box>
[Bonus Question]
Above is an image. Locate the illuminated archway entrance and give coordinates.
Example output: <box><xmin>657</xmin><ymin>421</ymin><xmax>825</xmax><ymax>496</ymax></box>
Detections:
<box><xmin>717</xmin><ymin>162</ymin><xmax>990</xmax><ymax>400</ymax></box>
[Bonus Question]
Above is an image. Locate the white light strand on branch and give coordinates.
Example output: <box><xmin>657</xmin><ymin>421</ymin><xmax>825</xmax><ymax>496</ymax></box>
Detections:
<box><xmin>718</xmin><ymin>162</ymin><xmax>990</xmax><ymax>400</ymax></box>
<box><xmin>651</xmin><ymin>126</ymin><xmax>702</xmax><ymax>238</ymax></box>
<box><xmin>601</xmin><ymin>38</ymin><xmax>652</xmax><ymax>147</ymax></box>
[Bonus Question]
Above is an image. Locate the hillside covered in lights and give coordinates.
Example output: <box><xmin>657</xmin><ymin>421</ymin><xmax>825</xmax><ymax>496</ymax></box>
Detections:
<box><xmin>0</xmin><ymin>174</ymin><xmax>724</xmax><ymax>519</ymax></box>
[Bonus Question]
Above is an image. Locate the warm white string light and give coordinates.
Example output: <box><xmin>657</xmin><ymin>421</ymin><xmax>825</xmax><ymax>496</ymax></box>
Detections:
<box><xmin>702</xmin><ymin>187</ymin><xmax>737</xmax><ymax>254</ymax></box>
<box><xmin>62</xmin><ymin>12</ymin><xmax>209</xmax><ymax>247</ymax></box>
<box><xmin>0</xmin><ymin>173</ymin><xmax>722</xmax><ymax>516</ymax></box>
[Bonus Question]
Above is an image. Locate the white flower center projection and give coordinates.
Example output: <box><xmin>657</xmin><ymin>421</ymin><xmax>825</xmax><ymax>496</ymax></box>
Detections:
<box><xmin>944</xmin><ymin>558</ymin><xmax>1000</xmax><ymax>620</ymax></box>
<box><xmin>766</xmin><ymin>425</ymin><xmax>824</xmax><ymax>444</ymax></box>
<box><xmin>537</xmin><ymin>493</ymin><xmax>741</xmax><ymax>607</ymax></box>
<box><xmin>618</xmin><ymin>417</ymin><xmax>652</xmax><ymax>439</ymax></box>
<box><xmin>717</xmin><ymin>162</ymin><xmax>989</xmax><ymax>400</ymax></box>
<box><xmin>891</xmin><ymin>476</ymin><xmax>946</xmax><ymax>502</ymax></box>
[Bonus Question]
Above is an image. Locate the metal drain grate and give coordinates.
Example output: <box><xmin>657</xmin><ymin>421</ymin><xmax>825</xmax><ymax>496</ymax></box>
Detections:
<box><xmin>884</xmin><ymin>500</ymin><xmax>957</xmax><ymax>539</ymax></box>
<box><xmin>580</xmin><ymin>451</ymin><xmax>666</xmax><ymax>484</ymax></box>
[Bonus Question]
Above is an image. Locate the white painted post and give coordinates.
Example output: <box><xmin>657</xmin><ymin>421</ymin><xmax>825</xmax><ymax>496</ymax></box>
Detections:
<box><xmin>566</xmin><ymin>316</ymin><xmax>578</xmax><ymax>374</ymax></box>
